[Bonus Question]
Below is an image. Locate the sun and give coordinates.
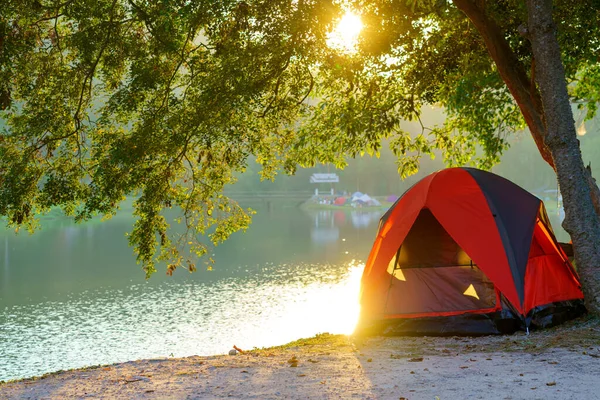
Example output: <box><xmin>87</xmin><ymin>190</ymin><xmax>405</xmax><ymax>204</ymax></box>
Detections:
<box><xmin>327</xmin><ymin>11</ymin><xmax>363</xmax><ymax>52</ymax></box>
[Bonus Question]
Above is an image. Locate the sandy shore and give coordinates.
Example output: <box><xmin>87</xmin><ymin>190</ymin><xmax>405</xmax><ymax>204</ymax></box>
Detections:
<box><xmin>2</xmin><ymin>318</ymin><xmax>599</xmax><ymax>399</ymax></box>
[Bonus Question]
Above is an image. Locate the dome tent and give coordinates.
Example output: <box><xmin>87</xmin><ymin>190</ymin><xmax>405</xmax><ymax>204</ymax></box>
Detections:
<box><xmin>357</xmin><ymin>168</ymin><xmax>585</xmax><ymax>336</ymax></box>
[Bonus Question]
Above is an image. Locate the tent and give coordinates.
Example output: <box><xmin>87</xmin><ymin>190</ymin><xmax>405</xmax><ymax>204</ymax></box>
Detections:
<box><xmin>351</xmin><ymin>192</ymin><xmax>364</xmax><ymax>202</ymax></box>
<box><xmin>333</xmin><ymin>197</ymin><xmax>347</xmax><ymax>206</ymax></box>
<box><xmin>357</xmin><ymin>167</ymin><xmax>585</xmax><ymax>336</ymax></box>
<box><xmin>354</xmin><ymin>194</ymin><xmax>372</xmax><ymax>204</ymax></box>
<box><xmin>358</xmin><ymin>194</ymin><xmax>381</xmax><ymax>206</ymax></box>
<box><xmin>352</xmin><ymin>193</ymin><xmax>382</xmax><ymax>206</ymax></box>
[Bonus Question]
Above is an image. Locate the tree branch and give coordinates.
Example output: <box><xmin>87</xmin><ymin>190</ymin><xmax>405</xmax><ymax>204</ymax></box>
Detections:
<box><xmin>73</xmin><ymin>0</ymin><xmax>119</xmax><ymax>130</ymax></box>
<box><xmin>260</xmin><ymin>56</ymin><xmax>291</xmax><ymax>117</ymax></box>
<box><xmin>452</xmin><ymin>0</ymin><xmax>554</xmax><ymax>169</ymax></box>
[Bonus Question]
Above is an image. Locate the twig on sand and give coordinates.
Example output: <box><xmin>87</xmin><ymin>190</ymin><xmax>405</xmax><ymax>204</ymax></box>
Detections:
<box><xmin>123</xmin><ymin>378</ymin><xmax>143</xmax><ymax>384</ymax></box>
<box><xmin>233</xmin><ymin>345</ymin><xmax>245</xmax><ymax>354</ymax></box>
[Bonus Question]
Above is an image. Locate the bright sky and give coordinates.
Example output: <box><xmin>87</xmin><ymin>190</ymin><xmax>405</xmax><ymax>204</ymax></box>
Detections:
<box><xmin>327</xmin><ymin>11</ymin><xmax>364</xmax><ymax>52</ymax></box>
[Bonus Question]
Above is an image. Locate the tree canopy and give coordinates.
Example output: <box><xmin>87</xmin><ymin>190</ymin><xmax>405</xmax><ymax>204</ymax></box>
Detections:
<box><xmin>1</xmin><ymin>0</ymin><xmax>600</xmax><ymax>278</ymax></box>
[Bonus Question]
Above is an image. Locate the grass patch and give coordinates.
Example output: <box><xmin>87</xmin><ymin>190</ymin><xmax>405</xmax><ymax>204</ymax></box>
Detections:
<box><xmin>174</xmin><ymin>371</ymin><xmax>196</xmax><ymax>376</ymax></box>
<box><xmin>0</xmin><ymin>364</ymin><xmax>107</xmax><ymax>386</ymax></box>
<box><xmin>249</xmin><ymin>333</ymin><xmax>354</xmax><ymax>355</ymax></box>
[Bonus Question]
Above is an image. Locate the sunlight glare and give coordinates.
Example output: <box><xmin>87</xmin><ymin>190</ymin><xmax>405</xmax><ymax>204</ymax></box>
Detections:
<box><xmin>327</xmin><ymin>11</ymin><xmax>363</xmax><ymax>52</ymax></box>
<box><xmin>283</xmin><ymin>261</ymin><xmax>364</xmax><ymax>336</ymax></box>
<box><xmin>577</xmin><ymin>120</ymin><xmax>587</xmax><ymax>136</ymax></box>
<box><xmin>322</xmin><ymin>261</ymin><xmax>364</xmax><ymax>334</ymax></box>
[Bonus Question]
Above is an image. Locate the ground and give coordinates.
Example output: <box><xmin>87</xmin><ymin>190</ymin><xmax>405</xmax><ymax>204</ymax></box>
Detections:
<box><xmin>1</xmin><ymin>317</ymin><xmax>599</xmax><ymax>399</ymax></box>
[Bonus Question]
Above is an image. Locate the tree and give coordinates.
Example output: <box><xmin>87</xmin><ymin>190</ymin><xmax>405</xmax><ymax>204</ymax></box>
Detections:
<box><xmin>1</xmin><ymin>0</ymin><xmax>333</xmax><ymax>277</ymax></box>
<box><xmin>522</xmin><ymin>0</ymin><xmax>600</xmax><ymax>313</ymax></box>
<box><xmin>1</xmin><ymin>0</ymin><xmax>599</xmax><ymax>312</ymax></box>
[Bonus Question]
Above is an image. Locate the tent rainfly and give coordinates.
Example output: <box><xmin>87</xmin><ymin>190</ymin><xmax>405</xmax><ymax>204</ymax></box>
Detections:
<box><xmin>357</xmin><ymin>167</ymin><xmax>585</xmax><ymax>336</ymax></box>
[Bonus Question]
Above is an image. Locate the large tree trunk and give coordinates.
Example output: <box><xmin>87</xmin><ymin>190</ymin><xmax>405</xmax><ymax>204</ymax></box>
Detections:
<box><xmin>452</xmin><ymin>0</ymin><xmax>550</xmax><ymax>164</ymax></box>
<box><xmin>452</xmin><ymin>0</ymin><xmax>600</xmax><ymax>218</ymax></box>
<box><xmin>526</xmin><ymin>0</ymin><xmax>600</xmax><ymax>314</ymax></box>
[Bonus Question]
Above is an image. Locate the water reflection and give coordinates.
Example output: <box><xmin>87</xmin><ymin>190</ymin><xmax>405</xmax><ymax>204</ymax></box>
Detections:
<box><xmin>308</xmin><ymin>209</ymin><xmax>382</xmax><ymax>244</ymax></box>
<box><xmin>0</xmin><ymin>261</ymin><xmax>363</xmax><ymax>382</ymax></box>
<box><xmin>310</xmin><ymin>211</ymin><xmax>340</xmax><ymax>243</ymax></box>
<box><xmin>350</xmin><ymin>211</ymin><xmax>382</xmax><ymax>229</ymax></box>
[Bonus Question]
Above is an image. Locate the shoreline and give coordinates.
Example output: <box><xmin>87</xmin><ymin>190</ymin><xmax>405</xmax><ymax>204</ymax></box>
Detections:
<box><xmin>2</xmin><ymin>317</ymin><xmax>599</xmax><ymax>399</ymax></box>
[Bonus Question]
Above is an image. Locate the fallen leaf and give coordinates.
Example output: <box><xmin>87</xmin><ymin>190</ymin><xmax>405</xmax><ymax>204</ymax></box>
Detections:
<box><xmin>102</xmin><ymin>367</ymin><xmax>111</xmax><ymax>371</ymax></box>
<box><xmin>241</xmin><ymin>370</ymin><xmax>248</xmax><ymax>373</ymax></box>
<box><xmin>546</xmin><ymin>381</ymin><xmax>557</xmax><ymax>386</ymax></box>
<box><xmin>408</xmin><ymin>357</ymin><xmax>423</xmax><ymax>362</ymax></box>
<box><xmin>548</xmin><ymin>361</ymin><xmax>558</xmax><ymax>365</ymax></box>
<box><xmin>460</xmin><ymin>366</ymin><xmax>469</xmax><ymax>369</ymax></box>
<box><xmin>367</xmin><ymin>358</ymin><xmax>372</xmax><ymax>362</ymax></box>
<box><xmin>410</xmin><ymin>371</ymin><xmax>415</xmax><ymax>374</ymax></box>
<box><xmin>298</xmin><ymin>374</ymin><xmax>306</xmax><ymax>377</ymax></box>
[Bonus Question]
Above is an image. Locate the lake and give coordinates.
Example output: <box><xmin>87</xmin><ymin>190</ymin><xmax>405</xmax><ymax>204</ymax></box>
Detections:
<box><xmin>0</xmin><ymin>201</ymin><xmax>383</xmax><ymax>381</ymax></box>
<box><xmin>0</xmin><ymin>197</ymin><xmax>568</xmax><ymax>382</ymax></box>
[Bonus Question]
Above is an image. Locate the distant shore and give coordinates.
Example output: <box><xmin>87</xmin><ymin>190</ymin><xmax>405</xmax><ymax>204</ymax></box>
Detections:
<box><xmin>300</xmin><ymin>202</ymin><xmax>393</xmax><ymax>211</ymax></box>
<box><xmin>300</xmin><ymin>196</ymin><xmax>394</xmax><ymax>211</ymax></box>
<box><xmin>1</xmin><ymin>317</ymin><xmax>599</xmax><ymax>399</ymax></box>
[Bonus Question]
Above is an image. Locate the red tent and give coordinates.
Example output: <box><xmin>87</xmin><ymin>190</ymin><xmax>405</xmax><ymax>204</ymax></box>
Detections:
<box><xmin>358</xmin><ymin>168</ymin><xmax>585</xmax><ymax>335</ymax></box>
<box><xmin>333</xmin><ymin>197</ymin><xmax>347</xmax><ymax>206</ymax></box>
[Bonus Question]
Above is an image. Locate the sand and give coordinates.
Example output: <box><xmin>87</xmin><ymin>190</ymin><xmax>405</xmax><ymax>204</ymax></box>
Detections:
<box><xmin>1</xmin><ymin>319</ymin><xmax>599</xmax><ymax>399</ymax></box>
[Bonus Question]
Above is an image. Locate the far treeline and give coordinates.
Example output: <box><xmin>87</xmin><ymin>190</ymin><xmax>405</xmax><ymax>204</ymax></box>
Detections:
<box><xmin>232</xmin><ymin>111</ymin><xmax>600</xmax><ymax>198</ymax></box>
<box><xmin>1</xmin><ymin>1</ymin><xmax>600</xmax><ymax>313</ymax></box>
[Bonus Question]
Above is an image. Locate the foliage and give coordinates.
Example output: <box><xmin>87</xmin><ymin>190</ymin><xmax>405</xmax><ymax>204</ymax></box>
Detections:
<box><xmin>1</xmin><ymin>0</ymin><xmax>336</xmax><ymax>276</ymax></box>
<box><xmin>1</xmin><ymin>0</ymin><xmax>599</xmax><ymax>276</ymax></box>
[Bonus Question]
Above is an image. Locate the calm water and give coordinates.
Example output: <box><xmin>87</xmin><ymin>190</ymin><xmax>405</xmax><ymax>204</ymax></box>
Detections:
<box><xmin>0</xmin><ymin>202</ymin><xmax>383</xmax><ymax>381</ymax></box>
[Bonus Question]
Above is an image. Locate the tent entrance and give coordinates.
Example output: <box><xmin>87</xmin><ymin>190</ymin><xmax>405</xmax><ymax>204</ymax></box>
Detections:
<box><xmin>383</xmin><ymin>209</ymin><xmax>498</xmax><ymax>317</ymax></box>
